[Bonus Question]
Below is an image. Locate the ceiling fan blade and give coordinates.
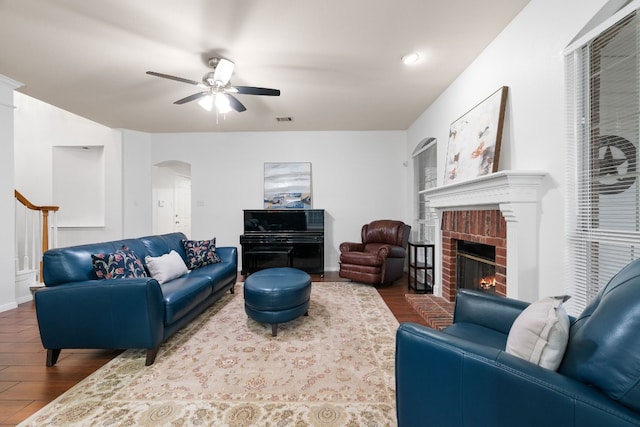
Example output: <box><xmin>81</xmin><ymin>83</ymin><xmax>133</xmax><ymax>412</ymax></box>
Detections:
<box><xmin>213</xmin><ymin>58</ymin><xmax>235</xmax><ymax>86</ymax></box>
<box><xmin>232</xmin><ymin>86</ymin><xmax>281</xmax><ymax>96</ymax></box>
<box><xmin>174</xmin><ymin>91</ymin><xmax>209</xmax><ymax>104</ymax></box>
<box><xmin>226</xmin><ymin>94</ymin><xmax>247</xmax><ymax>112</ymax></box>
<box><xmin>146</xmin><ymin>71</ymin><xmax>207</xmax><ymax>88</ymax></box>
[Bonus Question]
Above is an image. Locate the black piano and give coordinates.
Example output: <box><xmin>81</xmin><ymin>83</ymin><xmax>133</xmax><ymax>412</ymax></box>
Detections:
<box><xmin>240</xmin><ymin>209</ymin><xmax>324</xmax><ymax>275</ymax></box>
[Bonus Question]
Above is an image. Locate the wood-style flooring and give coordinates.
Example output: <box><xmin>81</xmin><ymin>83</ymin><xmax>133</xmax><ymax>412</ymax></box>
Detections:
<box><xmin>0</xmin><ymin>272</ymin><xmax>426</xmax><ymax>426</ymax></box>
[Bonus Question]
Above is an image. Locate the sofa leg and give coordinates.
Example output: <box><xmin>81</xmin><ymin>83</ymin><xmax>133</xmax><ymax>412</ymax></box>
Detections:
<box><xmin>145</xmin><ymin>347</ymin><xmax>160</xmax><ymax>366</ymax></box>
<box><xmin>46</xmin><ymin>348</ymin><xmax>61</xmax><ymax>367</ymax></box>
<box><xmin>230</xmin><ymin>285</ymin><xmax>235</xmax><ymax>294</ymax></box>
<box><xmin>271</xmin><ymin>324</ymin><xmax>278</xmax><ymax>336</ymax></box>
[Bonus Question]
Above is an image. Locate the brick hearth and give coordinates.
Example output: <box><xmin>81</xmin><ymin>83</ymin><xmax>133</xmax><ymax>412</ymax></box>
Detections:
<box><xmin>405</xmin><ymin>294</ymin><xmax>454</xmax><ymax>330</ymax></box>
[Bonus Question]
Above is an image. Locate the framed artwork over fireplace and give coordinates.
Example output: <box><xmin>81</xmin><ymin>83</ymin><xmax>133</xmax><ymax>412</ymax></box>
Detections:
<box><xmin>444</xmin><ymin>86</ymin><xmax>508</xmax><ymax>185</ymax></box>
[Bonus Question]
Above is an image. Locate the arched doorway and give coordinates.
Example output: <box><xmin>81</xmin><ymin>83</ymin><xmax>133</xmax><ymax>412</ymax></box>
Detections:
<box><xmin>152</xmin><ymin>161</ymin><xmax>191</xmax><ymax>237</ymax></box>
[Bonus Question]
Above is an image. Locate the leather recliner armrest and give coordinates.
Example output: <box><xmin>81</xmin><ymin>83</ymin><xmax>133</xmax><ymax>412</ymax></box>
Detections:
<box><xmin>385</xmin><ymin>245</ymin><xmax>406</xmax><ymax>258</ymax></box>
<box><xmin>339</xmin><ymin>242</ymin><xmax>365</xmax><ymax>253</ymax></box>
<box><xmin>368</xmin><ymin>244</ymin><xmax>405</xmax><ymax>259</ymax></box>
<box><xmin>453</xmin><ymin>288</ymin><xmax>530</xmax><ymax>335</ymax></box>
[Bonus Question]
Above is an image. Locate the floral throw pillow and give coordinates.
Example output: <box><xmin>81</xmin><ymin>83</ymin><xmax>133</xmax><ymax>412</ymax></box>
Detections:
<box><xmin>91</xmin><ymin>246</ymin><xmax>148</xmax><ymax>279</ymax></box>
<box><xmin>181</xmin><ymin>238</ymin><xmax>222</xmax><ymax>270</ymax></box>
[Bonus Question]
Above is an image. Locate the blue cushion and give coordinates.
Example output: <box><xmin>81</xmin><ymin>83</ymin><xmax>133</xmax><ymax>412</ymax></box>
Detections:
<box><xmin>559</xmin><ymin>258</ymin><xmax>640</xmax><ymax>412</ymax></box>
<box><xmin>160</xmin><ymin>275</ymin><xmax>213</xmax><ymax>325</ymax></box>
<box><xmin>189</xmin><ymin>261</ymin><xmax>238</xmax><ymax>293</ymax></box>
<box><xmin>139</xmin><ymin>232</ymin><xmax>188</xmax><ymax>258</ymax></box>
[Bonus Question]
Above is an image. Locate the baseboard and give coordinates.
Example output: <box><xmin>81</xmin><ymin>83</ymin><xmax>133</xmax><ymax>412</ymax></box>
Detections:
<box><xmin>0</xmin><ymin>301</ymin><xmax>19</xmax><ymax>313</ymax></box>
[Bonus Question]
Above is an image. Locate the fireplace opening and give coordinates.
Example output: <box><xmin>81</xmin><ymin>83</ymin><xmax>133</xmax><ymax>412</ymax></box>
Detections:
<box><xmin>456</xmin><ymin>240</ymin><xmax>496</xmax><ymax>293</ymax></box>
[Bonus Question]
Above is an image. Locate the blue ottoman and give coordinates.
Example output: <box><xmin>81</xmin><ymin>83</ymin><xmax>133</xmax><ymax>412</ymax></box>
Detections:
<box><xmin>244</xmin><ymin>267</ymin><xmax>312</xmax><ymax>336</ymax></box>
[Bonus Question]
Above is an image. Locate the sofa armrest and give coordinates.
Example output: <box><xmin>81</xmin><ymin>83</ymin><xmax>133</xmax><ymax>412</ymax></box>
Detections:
<box><xmin>215</xmin><ymin>246</ymin><xmax>238</xmax><ymax>265</ymax></box>
<box><xmin>396</xmin><ymin>322</ymin><xmax>640</xmax><ymax>427</ymax></box>
<box><xmin>339</xmin><ymin>242</ymin><xmax>364</xmax><ymax>253</ymax></box>
<box><xmin>34</xmin><ymin>278</ymin><xmax>165</xmax><ymax>351</ymax></box>
<box><xmin>453</xmin><ymin>289</ymin><xmax>530</xmax><ymax>335</ymax></box>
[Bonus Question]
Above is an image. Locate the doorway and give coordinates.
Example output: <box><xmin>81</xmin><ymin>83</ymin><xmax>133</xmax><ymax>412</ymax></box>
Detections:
<box><xmin>153</xmin><ymin>161</ymin><xmax>192</xmax><ymax>237</ymax></box>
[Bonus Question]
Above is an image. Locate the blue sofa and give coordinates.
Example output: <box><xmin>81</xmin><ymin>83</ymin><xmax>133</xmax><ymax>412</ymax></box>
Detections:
<box><xmin>396</xmin><ymin>258</ymin><xmax>640</xmax><ymax>427</ymax></box>
<box><xmin>34</xmin><ymin>232</ymin><xmax>237</xmax><ymax>366</ymax></box>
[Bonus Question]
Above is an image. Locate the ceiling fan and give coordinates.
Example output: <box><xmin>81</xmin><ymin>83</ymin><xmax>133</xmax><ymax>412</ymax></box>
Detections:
<box><xmin>146</xmin><ymin>57</ymin><xmax>280</xmax><ymax>113</ymax></box>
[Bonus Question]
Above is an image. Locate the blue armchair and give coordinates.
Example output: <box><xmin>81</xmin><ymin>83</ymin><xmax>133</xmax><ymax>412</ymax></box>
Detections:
<box><xmin>396</xmin><ymin>258</ymin><xmax>640</xmax><ymax>427</ymax></box>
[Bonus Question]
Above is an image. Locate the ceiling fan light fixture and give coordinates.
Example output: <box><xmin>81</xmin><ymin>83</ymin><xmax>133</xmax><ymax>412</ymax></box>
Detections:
<box><xmin>401</xmin><ymin>52</ymin><xmax>420</xmax><ymax>65</ymax></box>
<box><xmin>198</xmin><ymin>94</ymin><xmax>213</xmax><ymax>111</ymax></box>
<box><xmin>213</xmin><ymin>58</ymin><xmax>235</xmax><ymax>86</ymax></box>
<box><xmin>216</xmin><ymin>93</ymin><xmax>232</xmax><ymax>114</ymax></box>
<box><xmin>148</xmin><ymin>56</ymin><xmax>279</xmax><ymax>115</ymax></box>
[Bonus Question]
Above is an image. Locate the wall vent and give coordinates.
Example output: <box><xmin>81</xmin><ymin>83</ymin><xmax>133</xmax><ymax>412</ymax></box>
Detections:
<box><xmin>276</xmin><ymin>116</ymin><xmax>293</xmax><ymax>122</ymax></box>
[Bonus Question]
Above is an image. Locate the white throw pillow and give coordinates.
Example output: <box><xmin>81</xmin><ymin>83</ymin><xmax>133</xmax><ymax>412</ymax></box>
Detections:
<box><xmin>145</xmin><ymin>250</ymin><xmax>189</xmax><ymax>284</ymax></box>
<box><xmin>505</xmin><ymin>296</ymin><xmax>570</xmax><ymax>371</ymax></box>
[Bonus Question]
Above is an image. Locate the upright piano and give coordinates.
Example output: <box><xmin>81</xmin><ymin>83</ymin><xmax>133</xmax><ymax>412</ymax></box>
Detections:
<box><xmin>240</xmin><ymin>209</ymin><xmax>324</xmax><ymax>275</ymax></box>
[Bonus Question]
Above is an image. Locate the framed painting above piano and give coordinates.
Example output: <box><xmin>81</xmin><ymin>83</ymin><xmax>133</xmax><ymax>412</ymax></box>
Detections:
<box><xmin>240</xmin><ymin>209</ymin><xmax>324</xmax><ymax>276</ymax></box>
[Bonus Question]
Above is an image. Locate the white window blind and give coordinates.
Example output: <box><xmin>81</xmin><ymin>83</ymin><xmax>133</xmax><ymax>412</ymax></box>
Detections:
<box><xmin>565</xmin><ymin>7</ymin><xmax>640</xmax><ymax>314</ymax></box>
<box><xmin>413</xmin><ymin>137</ymin><xmax>437</xmax><ymax>243</ymax></box>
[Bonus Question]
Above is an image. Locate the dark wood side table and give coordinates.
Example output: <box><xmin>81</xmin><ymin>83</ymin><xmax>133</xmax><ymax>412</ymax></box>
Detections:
<box><xmin>407</xmin><ymin>241</ymin><xmax>435</xmax><ymax>293</ymax></box>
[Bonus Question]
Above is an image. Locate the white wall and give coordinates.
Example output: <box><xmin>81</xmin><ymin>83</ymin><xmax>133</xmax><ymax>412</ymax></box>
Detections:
<box><xmin>151</xmin><ymin>131</ymin><xmax>408</xmax><ymax>270</ymax></box>
<box><xmin>407</xmin><ymin>0</ymin><xmax>610</xmax><ymax>300</ymax></box>
<box><xmin>0</xmin><ymin>75</ymin><xmax>22</xmax><ymax>312</ymax></box>
<box><xmin>122</xmin><ymin>130</ymin><xmax>153</xmax><ymax>238</ymax></box>
<box><xmin>14</xmin><ymin>93</ymin><xmax>123</xmax><ymax>248</ymax></box>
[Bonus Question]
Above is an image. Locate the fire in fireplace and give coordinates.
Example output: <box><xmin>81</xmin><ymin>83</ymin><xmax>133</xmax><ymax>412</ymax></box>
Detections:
<box><xmin>456</xmin><ymin>240</ymin><xmax>496</xmax><ymax>293</ymax></box>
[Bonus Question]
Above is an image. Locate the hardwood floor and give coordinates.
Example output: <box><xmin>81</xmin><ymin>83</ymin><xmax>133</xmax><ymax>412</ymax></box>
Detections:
<box><xmin>0</xmin><ymin>272</ymin><xmax>426</xmax><ymax>426</ymax></box>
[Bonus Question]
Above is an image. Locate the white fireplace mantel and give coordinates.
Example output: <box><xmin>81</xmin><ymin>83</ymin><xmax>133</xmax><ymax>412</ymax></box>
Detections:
<box><xmin>421</xmin><ymin>171</ymin><xmax>547</xmax><ymax>301</ymax></box>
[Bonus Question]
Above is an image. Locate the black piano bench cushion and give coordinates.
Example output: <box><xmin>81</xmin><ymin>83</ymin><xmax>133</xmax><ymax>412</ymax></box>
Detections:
<box><xmin>182</xmin><ymin>238</ymin><xmax>222</xmax><ymax>269</ymax></box>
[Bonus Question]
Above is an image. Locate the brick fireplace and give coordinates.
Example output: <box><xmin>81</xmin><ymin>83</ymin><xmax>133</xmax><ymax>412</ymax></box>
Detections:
<box><xmin>421</xmin><ymin>171</ymin><xmax>546</xmax><ymax>302</ymax></box>
<box><xmin>441</xmin><ymin>210</ymin><xmax>507</xmax><ymax>301</ymax></box>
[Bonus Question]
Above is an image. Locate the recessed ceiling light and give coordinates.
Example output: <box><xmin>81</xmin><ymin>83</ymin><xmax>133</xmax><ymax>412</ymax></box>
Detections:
<box><xmin>401</xmin><ymin>52</ymin><xmax>420</xmax><ymax>65</ymax></box>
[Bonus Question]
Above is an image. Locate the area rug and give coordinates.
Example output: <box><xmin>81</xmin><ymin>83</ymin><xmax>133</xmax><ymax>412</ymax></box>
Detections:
<box><xmin>19</xmin><ymin>282</ymin><xmax>399</xmax><ymax>426</ymax></box>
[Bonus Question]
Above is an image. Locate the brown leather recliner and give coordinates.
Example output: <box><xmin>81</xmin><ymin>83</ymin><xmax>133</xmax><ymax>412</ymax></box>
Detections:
<box><xmin>339</xmin><ymin>220</ymin><xmax>411</xmax><ymax>285</ymax></box>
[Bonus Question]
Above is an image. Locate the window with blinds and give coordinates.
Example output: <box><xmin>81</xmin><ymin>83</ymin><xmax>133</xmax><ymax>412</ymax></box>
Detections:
<box><xmin>565</xmin><ymin>6</ymin><xmax>640</xmax><ymax>314</ymax></box>
<box><xmin>413</xmin><ymin>137</ymin><xmax>437</xmax><ymax>242</ymax></box>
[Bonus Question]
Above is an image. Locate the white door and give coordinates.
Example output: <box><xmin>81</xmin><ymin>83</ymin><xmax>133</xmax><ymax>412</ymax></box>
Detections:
<box><xmin>173</xmin><ymin>175</ymin><xmax>191</xmax><ymax>237</ymax></box>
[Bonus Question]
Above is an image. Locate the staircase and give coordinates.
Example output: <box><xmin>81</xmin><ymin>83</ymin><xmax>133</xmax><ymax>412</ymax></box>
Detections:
<box><xmin>14</xmin><ymin>190</ymin><xmax>59</xmax><ymax>303</ymax></box>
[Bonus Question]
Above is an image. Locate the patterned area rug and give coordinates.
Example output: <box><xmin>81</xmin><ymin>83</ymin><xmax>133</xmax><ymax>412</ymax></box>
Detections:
<box><xmin>19</xmin><ymin>282</ymin><xmax>399</xmax><ymax>426</ymax></box>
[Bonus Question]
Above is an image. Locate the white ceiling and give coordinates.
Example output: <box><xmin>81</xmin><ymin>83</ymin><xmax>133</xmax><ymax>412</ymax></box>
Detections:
<box><xmin>0</xmin><ymin>0</ymin><xmax>530</xmax><ymax>133</ymax></box>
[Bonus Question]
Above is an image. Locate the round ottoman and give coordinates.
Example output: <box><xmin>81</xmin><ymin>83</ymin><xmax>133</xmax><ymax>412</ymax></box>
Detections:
<box><xmin>244</xmin><ymin>267</ymin><xmax>312</xmax><ymax>336</ymax></box>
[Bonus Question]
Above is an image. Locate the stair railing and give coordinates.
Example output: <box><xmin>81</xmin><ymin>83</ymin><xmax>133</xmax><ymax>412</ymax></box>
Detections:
<box><xmin>14</xmin><ymin>190</ymin><xmax>59</xmax><ymax>282</ymax></box>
